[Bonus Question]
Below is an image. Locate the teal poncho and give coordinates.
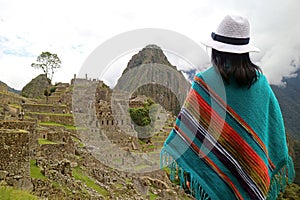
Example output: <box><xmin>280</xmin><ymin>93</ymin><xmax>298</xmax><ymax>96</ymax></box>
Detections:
<box><xmin>161</xmin><ymin>67</ymin><xmax>295</xmax><ymax>200</ymax></box>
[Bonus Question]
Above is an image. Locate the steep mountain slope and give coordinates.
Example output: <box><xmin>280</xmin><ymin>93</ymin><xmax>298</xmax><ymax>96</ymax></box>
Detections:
<box><xmin>116</xmin><ymin>44</ymin><xmax>191</xmax><ymax>115</ymax></box>
<box><xmin>271</xmin><ymin>69</ymin><xmax>300</xmax><ymax>140</ymax></box>
<box><xmin>0</xmin><ymin>81</ymin><xmax>21</xmax><ymax>94</ymax></box>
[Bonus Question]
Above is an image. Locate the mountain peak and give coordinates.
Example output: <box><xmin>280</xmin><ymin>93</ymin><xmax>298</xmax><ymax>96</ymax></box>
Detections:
<box><xmin>144</xmin><ymin>44</ymin><xmax>161</xmax><ymax>49</ymax></box>
<box><xmin>122</xmin><ymin>44</ymin><xmax>176</xmax><ymax>75</ymax></box>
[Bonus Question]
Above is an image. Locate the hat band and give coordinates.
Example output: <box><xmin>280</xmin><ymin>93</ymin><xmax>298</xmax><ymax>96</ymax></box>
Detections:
<box><xmin>211</xmin><ymin>32</ymin><xmax>250</xmax><ymax>45</ymax></box>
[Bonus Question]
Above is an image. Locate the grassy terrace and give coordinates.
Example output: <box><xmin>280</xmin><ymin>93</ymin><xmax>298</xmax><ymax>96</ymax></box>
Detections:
<box><xmin>8</xmin><ymin>104</ymin><xmax>21</xmax><ymax>109</ymax></box>
<box><xmin>38</xmin><ymin>138</ymin><xmax>58</xmax><ymax>145</ymax></box>
<box><xmin>28</xmin><ymin>112</ymin><xmax>73</xmax><ymax>117</ymax></box>
<box><xmin>72</xmin><ymin>166</ymin><xmax>109</xmax><ymax>197</ymax></box>
<box><xmin>38</xmin><ymin>121</ymin><xmax>77</xmax><ymax>130</ymax></box>
<box><xmin>149</xmin><ymin>191</ymin><xmax>158</xmax><ymax>200</ymax></box>
<box><xmin>30</xmin><ymin>159</ymin><xmax>46</xmax><ymax>180</ymax></box>
<box><xmin>0</xmin><ymin>186</ymin><xmax>38</xmax><ymax>200</ymax></box>
<box><xmin>24</xmin><ymin>103</ymin><xmax>67</xmax><ymax>107</ymax></box>
<box><xmin>71</xmin><ymin>136</ymin><xmax>85</xmax><ymax>148</ymax></box>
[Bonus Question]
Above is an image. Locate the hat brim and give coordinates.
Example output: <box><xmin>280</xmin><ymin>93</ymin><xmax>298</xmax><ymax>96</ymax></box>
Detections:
<box><xmin>201</xmin><ymin>37</ymin><xmax>260</xmax><ymax>54</ymax></box>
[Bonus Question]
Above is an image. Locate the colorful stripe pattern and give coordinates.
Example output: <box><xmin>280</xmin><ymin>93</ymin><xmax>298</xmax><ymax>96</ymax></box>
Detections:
<box><xmin>194</xmin><ymin>76</ymin><xmax>276</xmax><ymax>171</ymax></box>
<box><xmin>170</xmin><ymin>76</ymin><xmax>272</xmax><ymax>200</ymax></box>
<box><xmin>161</xmin><ymin>70</ymin><xmax>295</xmax><ymax>200</ymax></box>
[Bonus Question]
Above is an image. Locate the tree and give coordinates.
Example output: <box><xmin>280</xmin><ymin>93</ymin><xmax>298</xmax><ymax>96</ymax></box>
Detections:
<box><xmin>31</xmin><ymin>52</ymin><xmax>61</xmax><ymax>83</ymax></box>
<box><xmin>44</xmin><ymin>86</ymin><xmax>56</xmax><ymax>103</ymax></box>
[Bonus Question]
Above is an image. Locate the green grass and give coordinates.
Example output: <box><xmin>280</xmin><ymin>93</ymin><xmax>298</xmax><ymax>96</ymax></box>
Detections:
<box><xmin>9</xmin><ymin>104</ymin><xmax>21</xmax><ymax>109</ymax></box>
<box><xmin>38</xmin><ymin>138</ymin><xmax>58</xmax><ymax>145</ymax></box>
<box><xmin>30</xmin><ymin>160</ymin><xmax>46</xmax><ymax>180</ymax></box>
<box><xmin>148</xmin><ymin>191</ymin><xmax>158</xmax><ymax>200</ymax></box>
<box><xmin>39</xmin><ymin>121</ymin><xmax>77</xmax><ymax>130</ymax></box>
<box><xmin>72</xmin><ymin>167</ymin><xmax>109</xmax><ymax>196</ymax></box>
<box><xmin>0</xmin><ymin>186</ymin><xmax>38</xmax><ymax>200</ymax></box>
<box><xmin>24</xmin><ymin>103</ymin><xmax>67</xmax><ymax>107</ymax></box>
<box><xmin>115</xmin><ymin>183</ymin><xmax>123</xmax><ymax>188</ymax></box>
<box><xmin>51</xmin><ymin>181</ymin><xmax>60</xmax><ymax>188</ymax></box>
<box><xmin>134</xmin><ymin>164</ymin><xmax>149</xmax><ymax>171</ymax></box>
<box><xmin>138</xmin><ymin>139</ymin><xmax>147</xmax><ymax>145</ymax></box>
<box><xmin>71</xmin><ymin>136</ymin><xmax>85</xmax><ymax>148</ymax></box>
<box><xmin>125</xmin><ymin>178</ymin><xmax>132</xmax><ymax>184</ymax></box>
<box><xmin>147</xmin><ymin>145</ymin><xmax>156</xmax><ymax>149</ymax></box>
<box><xmin>162</xmin><ymin>166</ymin><xmax>171</xmax><ymax>175</ymax></box>
<box><xmin>29</xmin><ymin>112</ymin><xmax>73</xmax><ymax>117</ymax></box>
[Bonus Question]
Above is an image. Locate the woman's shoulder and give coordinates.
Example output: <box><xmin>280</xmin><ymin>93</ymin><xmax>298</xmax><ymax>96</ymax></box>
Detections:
<box><xmin>254</xmin><ymin>73</ymin><xmax>270</xmax><ymax>87</ymax></box>
<box><xmin>195</xmin><ymin>66</ymin><xmax>216</xmax><ymax>79</ymax></box>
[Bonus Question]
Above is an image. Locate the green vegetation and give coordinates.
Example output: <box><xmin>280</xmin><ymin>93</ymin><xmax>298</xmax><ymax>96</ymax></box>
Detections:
<box><xmin>129</xmin><ymin>106</ymin><xmax>151</xmax><ymax>126</ymax></box>
<box><xmin>0</xmin><ymin>186</ymin><xmax>38</xmax><ymax>200</ymax></box>
<box><xmin>38</xmin><ymin>138</ymin><xmax>58</xmax><ymax>145</ymax></box>
<box><xmin>129</xmin><ymin>100</ymin><xmax>160</xmax><ymax>141</ymax></box>
<box><xmin>49</xmin><ymin>86</ymin><xmax>56</xmax><ymax>93</ymax></box>
<box><xmin>148</xmin><ymin>191</ymin><xmax>158</xmax><ymax>200</ymax></box>
<box><xmin>72</xmin><ymin>166</ymin><xmax>109</xmax><ymax>197</ymax></box>
<box><xmin>162</xmin><ymin>167</ymin><xmax>171</xmax><ymax>176</ymax></box>
<box><xmin>293</xmin><ymin>140</ymin><xmax>300</xmax><ymax>185</ymax></box>
<box><xmin>138</xmin><ymin>139</ymin><xmax>147</xmax><ymax>145</ymax></box>
<box><xmin>129</xmin><ymin>98</ymin><xmax>155</xmax><ymax>127</ymax></box>
<box><xmin>30</xmin><ymin>159</ymin><xmax>46</xmax><ymax>180</ymax></box>
<box><xmin>29</xmin><ymin>112</ymin><xmax>73</xmax><ymax>117</ymax></box>
<box><xmin>51</xmin><ymin>181</ymin><xmax>60</xmax><ymax>188</ymax></box>
<box><xmin>31</xmin><ymin>51</ymin><xmax>61</xmax><ymax>83</ymax></box>
<box><xmin>25</xmin><ymin>103</ymin><xmax>67</xmax><ymax>107</ymax></box>
<box><xmin>278</xmin><ymin>183</ymin><xmax>300</xmax><ymax>200</ymax></box>
<box><xmin>125</xmin><ymin>178</ymin><xmax>132</xmax><ymax>184</ymax></box>
<box><xmin>39</xmin><ymin>121</ymin><xmax>77</xmax><ymax>130</ymax></box>
<box><xmin>115</xmin><ymin>183</ymin><xmax>123</xmax><ymax>188</ymax></box>
<box><xmin>134</xmin><ymin>164</ymin><xmax>149</xmax><ymax>171</ymax></box>
<box><xmin>9</xmin><ymin>104</ymin><xmax>21</xmax><ymax>109</ymax></box>
<box><xmin>147</xmin><ymin>144</ymin><xmax>156</xmax><ymax>149</ymax></box>
<box><xmin>71</xmin><ymin>136</ymin><xmax>85</xmax><ymax>148</ymax></box>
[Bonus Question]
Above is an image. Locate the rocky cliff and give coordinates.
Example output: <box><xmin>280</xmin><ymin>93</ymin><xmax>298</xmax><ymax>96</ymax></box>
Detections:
<box><xmin>21</xmin><ymin>74</ymin><xmax>51</xmax><ymax>99</ymax></box>
<box><xmin>116</xmin><ymin>44</ymin><xmax>190</xmax><ymax>115</ymax></box>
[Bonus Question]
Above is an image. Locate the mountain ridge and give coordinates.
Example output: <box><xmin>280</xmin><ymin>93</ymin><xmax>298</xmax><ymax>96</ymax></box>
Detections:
<box><xmin>271</xmin><ymin>68</ymin><xmax>300</xmax><ymax>140</ymax></box>
<box><xmin>0</xmin><ymin>80</ymin><xmax>21</xmax><ymax>94</ymax></box>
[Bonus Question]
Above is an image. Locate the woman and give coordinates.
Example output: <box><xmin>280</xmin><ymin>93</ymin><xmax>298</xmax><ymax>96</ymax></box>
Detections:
<box><xmin>161</xmin><ymin>15</ymin><xmax>295</xmax><ymax>200</ymax></box>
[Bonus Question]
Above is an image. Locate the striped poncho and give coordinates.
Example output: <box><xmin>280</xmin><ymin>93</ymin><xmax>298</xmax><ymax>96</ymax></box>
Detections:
<box><xmin>160</xmin><ymin>67</ymin><xmax>295</xmax><ymax>200</ymax></box>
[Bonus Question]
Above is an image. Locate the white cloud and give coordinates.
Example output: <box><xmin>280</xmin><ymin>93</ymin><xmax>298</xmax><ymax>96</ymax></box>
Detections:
<box><xmin>0</xmin><ymin>0</ymin><xmax>299</xmax><ymax>89</ymax></box>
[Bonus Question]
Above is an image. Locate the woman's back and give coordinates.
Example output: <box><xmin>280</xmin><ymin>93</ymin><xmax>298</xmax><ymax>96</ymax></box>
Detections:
<box><xmin>161</xmin><ymin>14</ymin><xmax>295</xmax><ymax>200</ymax></box>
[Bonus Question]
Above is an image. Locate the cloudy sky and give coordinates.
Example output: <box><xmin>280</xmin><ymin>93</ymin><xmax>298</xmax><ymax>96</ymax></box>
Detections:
<box><xmin>0</xmin><ymin>0</ymin><xmax>299</xmax><ymax>90</ymax></box>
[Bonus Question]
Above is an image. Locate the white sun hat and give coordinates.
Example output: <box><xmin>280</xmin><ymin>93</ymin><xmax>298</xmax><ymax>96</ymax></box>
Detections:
<box><xmin>201</xmin><ymin>15</ymin><xmax>260</xmax><ymax>53</ymax></box>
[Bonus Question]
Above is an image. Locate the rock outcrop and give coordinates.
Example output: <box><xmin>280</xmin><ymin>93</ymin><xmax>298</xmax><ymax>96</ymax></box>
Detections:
<box><xmin>116</xmin><ymin>44</ymin><xmax>190</xmax><ymax>115</ymax></box>
<box><xmin>21</xmin><ymin>74</ymin><xmax>51</xmax><ymax>99</ymax></box>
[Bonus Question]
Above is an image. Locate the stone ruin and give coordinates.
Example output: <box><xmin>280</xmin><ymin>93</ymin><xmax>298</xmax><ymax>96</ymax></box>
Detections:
<box><xmin>0</xmin><ymin>121</ymin><xmax>36</xmax><ymax>190</ymax></box>
<box><xmin>0</xmin><ymin>75</ymin><xmax>193</xmax><ymax>199</ymax></box>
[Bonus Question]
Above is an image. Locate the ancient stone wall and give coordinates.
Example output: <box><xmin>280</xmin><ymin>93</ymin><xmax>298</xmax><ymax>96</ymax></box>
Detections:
<box><xmin>27</xmin><ymin>113</ymin><xmax>74</xmax><ymax>125</ymax></box>
<box><xmin>0</xmin><ymin>121</ymin><xmax>36</xmax><ymax>131</ymax></box>
<box><xmin>46</xmin><ymin>96</ymin><xmax>61</xmax><ymax>104</ymax></box>
<box><xmin>38</xmin><ymin>143</ymin><xmax>75</xmax><ymax>160</ymax></box>
<box><xmin>0</xmin><ymin>120</ymin><xmax>38</xmax><ymax>158</ymax></box>
<box><xmin>0</xmin><ymin>129</ymin><xmax>32</xmax><ymax>190</ymax></box>
<box><xmin>22</xmin><ymin>103</ymin><xmax>69</xmax><ymax>114</ymax></box>
<box><xmin>0</xmin><ymin>92</ymin><xmax>27</xmax><ymax>105</ymax></box>
<box><xmin>40</xmin><ymin>127</ymin><xmax>73</xmax><ymax>144</ymax></box>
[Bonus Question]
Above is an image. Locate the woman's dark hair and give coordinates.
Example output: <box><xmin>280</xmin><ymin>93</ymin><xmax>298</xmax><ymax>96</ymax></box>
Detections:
<box><xmin>211</xmin><ymin>49</ymin><xmax>262</xmax><ymax>88</ymax></box>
